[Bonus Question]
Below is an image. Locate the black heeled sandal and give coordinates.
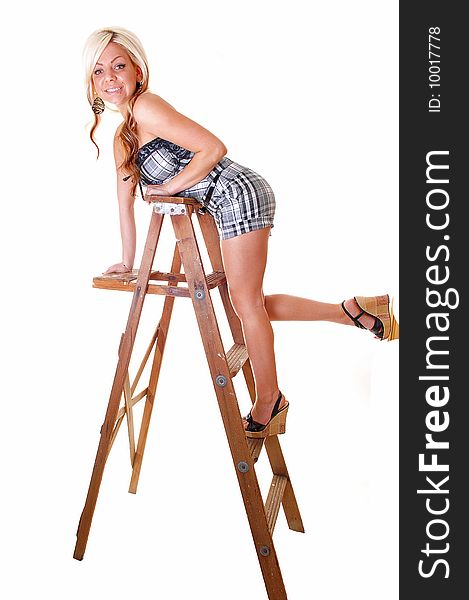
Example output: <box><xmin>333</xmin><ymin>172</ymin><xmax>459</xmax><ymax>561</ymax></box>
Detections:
<box><xmin>244</xmin><ymin>391</ymin><xmax>289</xmax><ymax>439</ymax></box>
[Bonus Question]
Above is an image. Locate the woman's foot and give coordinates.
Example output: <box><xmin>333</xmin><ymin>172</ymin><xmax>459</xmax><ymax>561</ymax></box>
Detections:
<box><xmin>341</xmin><ymin>294</ymin><xmax>399</xmax><ymax>341</ymax></box>
<box><xmin>243</xmin><ymin>390</ymin><xmax>289</xmax><ymax>438</ymax></box>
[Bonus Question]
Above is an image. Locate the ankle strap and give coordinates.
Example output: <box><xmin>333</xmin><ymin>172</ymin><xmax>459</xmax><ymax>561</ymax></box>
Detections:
<box><xmin>272</xmin><ymin>391</ymin><xmax>283</xmax><ymax>415</ymax></box>
<box><xmin>341</xmin><ymin>301</ymin><xmax>366</xmax><ymax>330</ymax></box>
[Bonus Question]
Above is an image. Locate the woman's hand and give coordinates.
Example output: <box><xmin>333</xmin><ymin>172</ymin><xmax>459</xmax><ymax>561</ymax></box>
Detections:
<box><xmin>104</xmin><ymin>261</ymin><xmax>132</xmax><ymax>274</ymax></box>
<box><xmin>144</xmin><ymin>183</ymin><xmax>174</xmax><ymax>203</ymax></box>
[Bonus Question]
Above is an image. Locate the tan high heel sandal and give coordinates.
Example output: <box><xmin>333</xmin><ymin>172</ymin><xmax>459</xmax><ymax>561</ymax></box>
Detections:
<box><xmin>342</xmin><ymin>294</ymin><xmax>399</xmax><ymax>341</ymax></box>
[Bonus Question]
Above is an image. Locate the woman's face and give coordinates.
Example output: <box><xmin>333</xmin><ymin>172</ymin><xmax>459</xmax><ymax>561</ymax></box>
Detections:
<box><xmin>92</xmin><ymin>41</ymin><xmax>141</xmax><ymax>108</ymax></box>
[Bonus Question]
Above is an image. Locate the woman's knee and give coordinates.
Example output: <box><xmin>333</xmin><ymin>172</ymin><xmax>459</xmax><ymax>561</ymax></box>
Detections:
<box><xmin>228</xmin><ymin>287</ymin><xmax>265</xmax><ymax>319</ymax></box>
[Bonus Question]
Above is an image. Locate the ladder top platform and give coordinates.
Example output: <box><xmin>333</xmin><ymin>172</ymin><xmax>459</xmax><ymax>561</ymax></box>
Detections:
<box><xmin>144</xmin><ymin>192</ymin><xmax>201</xmax><ymax>206</ymax></box>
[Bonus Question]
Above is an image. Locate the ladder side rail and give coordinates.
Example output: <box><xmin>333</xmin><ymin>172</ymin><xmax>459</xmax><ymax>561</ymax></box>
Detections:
<box><xmin>74</xmin><ymin>211</ymin><xmax>164</xmax><ymax>560</ymax></box>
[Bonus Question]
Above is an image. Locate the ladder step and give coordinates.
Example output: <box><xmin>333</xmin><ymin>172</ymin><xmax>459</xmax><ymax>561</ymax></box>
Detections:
<box><xmin>205</xmin><ymin>270</ymin><xmax>227</xmax><ymax>288</ymax></box>
<box><xmin>225</xmin><ymin>343</ymin><xmax>249</xmax><ymax>378</ymax></box>
<box><xmin>93</xmin><ymin>270</ymin><xmax>226</xmax><ymax>296</ymax></box>
<box><xmin>246</xmin><ymin>438</ymin><xmax>265</xmax><ymax>463</ymax></box>
<box><xmin>265</xmin><ymin>475</ymin><xmax>288</xmax><ymax>535</ymax></box>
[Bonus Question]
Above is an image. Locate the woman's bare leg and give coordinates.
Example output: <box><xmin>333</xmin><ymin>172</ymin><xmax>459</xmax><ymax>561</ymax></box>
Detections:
<box><xmin>265</xmin><ymin>295</ymin><xmax>345</xmax><ymax>322</ymax></box>
<box><xmin>264</xmin><ymin>295</ymin><xmax>376</xmax><ymax>329</ymax></box>
<box><xmin>220</xmin><ymin>227</ymin><xmax>285</xmax><ymax>426</ymax></box>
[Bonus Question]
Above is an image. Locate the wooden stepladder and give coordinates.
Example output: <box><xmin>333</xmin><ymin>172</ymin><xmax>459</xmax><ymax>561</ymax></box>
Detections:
<box><xmin>73</xmin><ymin>193</ymin><xmax>304</xmax><ymax>600</ymax></box>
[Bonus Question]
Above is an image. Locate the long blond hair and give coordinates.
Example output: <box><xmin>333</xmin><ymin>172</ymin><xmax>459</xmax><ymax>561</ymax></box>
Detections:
<box><xmin>83</xmin><ymin>27</ymin><xmax>150</xmax><ymax>195</ymax></box>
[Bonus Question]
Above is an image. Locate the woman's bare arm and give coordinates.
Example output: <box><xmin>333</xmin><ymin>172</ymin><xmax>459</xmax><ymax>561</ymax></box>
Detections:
<box><xmin>133</xmin><ymin>93</ymin><xmax>227</xmax><ymax>195</ymax></box>
<box><xmin>104</xmin><ymin>129</ymin><xmax>137</xmax><ymax>273</ymax></box>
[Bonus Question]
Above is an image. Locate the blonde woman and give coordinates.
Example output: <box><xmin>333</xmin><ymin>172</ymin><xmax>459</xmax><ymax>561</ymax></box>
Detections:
<box><xmin>83</xmin><ymin>27</ymin><xmax>398</xmax><ymax>437</ymax></box>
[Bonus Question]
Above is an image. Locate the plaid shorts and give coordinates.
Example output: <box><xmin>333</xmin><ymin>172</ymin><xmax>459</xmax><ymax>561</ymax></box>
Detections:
<box><xmin>137</xmin><ymin>138</ymin><xmax>275</xmax><ymax>241</ymax></box>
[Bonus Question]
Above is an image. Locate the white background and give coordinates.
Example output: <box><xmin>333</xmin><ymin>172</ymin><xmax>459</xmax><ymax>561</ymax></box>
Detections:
<box><xmin>1</xmin><ymin>1</ymin><xmax>398</xmax><ymax>598</ymax></box>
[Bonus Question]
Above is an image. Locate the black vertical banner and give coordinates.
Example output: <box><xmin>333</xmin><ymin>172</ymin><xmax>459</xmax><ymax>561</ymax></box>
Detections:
<box><xmin>400</xmin><ymin>2</ymin><xmax>467</xmax><ymax>598</ymax></box>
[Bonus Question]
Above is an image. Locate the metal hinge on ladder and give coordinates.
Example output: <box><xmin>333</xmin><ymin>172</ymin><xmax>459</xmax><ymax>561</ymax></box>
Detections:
<box><xmin>152</xmin><ymin>201</ymin><xmax>188</xmax><ymax>215</ymax></box>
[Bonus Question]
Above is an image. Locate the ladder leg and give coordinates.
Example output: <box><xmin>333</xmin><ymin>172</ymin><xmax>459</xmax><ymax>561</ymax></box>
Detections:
<box><xmin>73</xmin><ymin>211</ymin><xmax>164</xmax><ymax>561</ymax></box>
<box><xmin>172</xmin><ymin>211</ymin><xmax>287</xmax><ymax>600</ymax></box>
<box><xmin>129</xmin><ymin>243</ymin><xmax>182</xmax><ymax>493</ymax></box>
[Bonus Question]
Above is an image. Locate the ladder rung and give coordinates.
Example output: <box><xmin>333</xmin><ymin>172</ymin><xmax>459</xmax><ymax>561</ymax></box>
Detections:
<box><xmin>205</xmin><ymin>270</ymin><xmax>226</xmax><ymax>288</ymax></box>
<box><xmin>265</xmin><ymin>475</ymin><xmax>288</xmax><ymax>535</ymax></box>
<box><xmin>148</xmin><ymin>269</ymin><xmax>226</xmax><ymax>288</ymax></box>
<box><xmin>246</xmin><ymin>438</ymin><xmax>264</xmax><ymax>463</ymax></box>
<box><xmin>225</xmin><ymin>343</ymin><xmax>249</xmax><ymax>377</ymax></box>
<box><xmin>93</xmin><ymin>277</ymin><xmax>190</xmax><ymax>296</ymax></box>
<box><xmin>149</xmin><ymin>271</ymin><xmax>187</xmax><ymax>282</ymax></box>
<box><xmin>94</xmin><ymin>269</ymin><xmax>186</xmax><ymax>284</ymax></box>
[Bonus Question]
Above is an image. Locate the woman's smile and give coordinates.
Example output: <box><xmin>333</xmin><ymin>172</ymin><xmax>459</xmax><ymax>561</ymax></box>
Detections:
<box><xmin>104</xmin><ymin>85</ymin><xmax>124</xmax><ymax>94</ymax></box>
